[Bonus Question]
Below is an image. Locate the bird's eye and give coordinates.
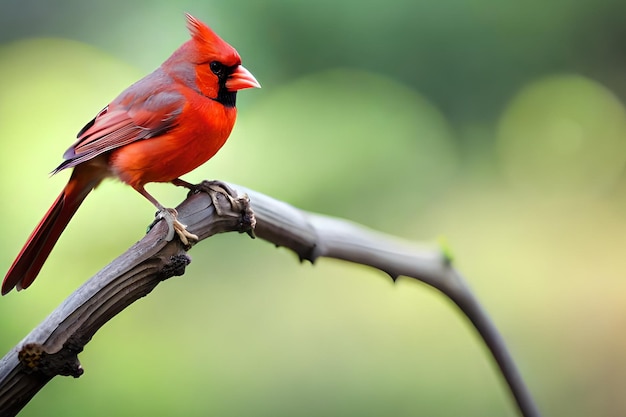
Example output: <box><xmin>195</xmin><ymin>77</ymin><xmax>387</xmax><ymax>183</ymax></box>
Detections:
<box><xmin>210</xmin><ymin>61</ymin><xmax>224</xmax><ymax>76</ymax></box>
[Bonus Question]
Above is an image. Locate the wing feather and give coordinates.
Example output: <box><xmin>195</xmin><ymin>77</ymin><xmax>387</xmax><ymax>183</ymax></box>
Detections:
<box><xmin>53</xmin><ymin>71</ymin><xmax>184</xmax><ymax>174</ymax></box>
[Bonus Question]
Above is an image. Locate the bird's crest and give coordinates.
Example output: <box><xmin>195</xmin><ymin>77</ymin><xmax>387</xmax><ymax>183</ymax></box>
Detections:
<box><xmin>185</xmin><ymin>13</ymin><xmax>240</xmax><ymax>65</ymax></box>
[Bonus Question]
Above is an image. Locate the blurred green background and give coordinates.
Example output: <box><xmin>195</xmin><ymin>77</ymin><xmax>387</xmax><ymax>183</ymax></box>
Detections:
<box><xmin>1</xmin><ymin>0</ymin><xmax>626</xmax><ymax>416</ymax></box>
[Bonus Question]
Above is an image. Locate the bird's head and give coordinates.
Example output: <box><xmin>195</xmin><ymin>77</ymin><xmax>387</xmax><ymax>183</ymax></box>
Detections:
<box><xmin>167</xmin><ymin>14</ymin><xmax>260</xmax><ymax>107</ymax></box>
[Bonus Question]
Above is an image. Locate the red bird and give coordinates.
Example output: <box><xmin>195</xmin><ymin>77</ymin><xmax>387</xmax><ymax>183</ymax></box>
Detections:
<box><xmin>2</xmin><ymin>14</ymin><xmax>260</xmax><ymax>295</ymax></box>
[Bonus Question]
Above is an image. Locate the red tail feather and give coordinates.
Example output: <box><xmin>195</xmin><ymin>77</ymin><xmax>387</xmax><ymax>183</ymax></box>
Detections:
<box><xmin>2</xmin><ymin>174</ymin><xmax>97</xmax><ymax>295</ymax></box>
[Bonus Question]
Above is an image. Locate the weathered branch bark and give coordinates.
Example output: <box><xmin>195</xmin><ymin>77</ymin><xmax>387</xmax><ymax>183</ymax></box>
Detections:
<box><xmin>0</xmin><ymin>181</ymin><xmax>541</xmax><ymax>417</ymax></box>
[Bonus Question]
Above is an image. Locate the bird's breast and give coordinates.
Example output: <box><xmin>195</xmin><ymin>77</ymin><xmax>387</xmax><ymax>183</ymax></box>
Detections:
<box><xmin>109</xmin><ymin>99</ymin><xmax>237</xmax><ymax>188</ymax></box>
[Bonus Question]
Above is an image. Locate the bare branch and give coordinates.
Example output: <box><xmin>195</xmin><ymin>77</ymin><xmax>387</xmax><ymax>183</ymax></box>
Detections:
<box><xmin>0</xmin><ymin>181</ymin><xmax>540</xmax><ymax>417</ymax></box>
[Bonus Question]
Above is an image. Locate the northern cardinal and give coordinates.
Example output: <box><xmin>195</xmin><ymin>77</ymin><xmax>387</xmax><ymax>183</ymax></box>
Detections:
<box><xmin>2</xmin><ymin>14</ymin><xmax>260</xmax><ymax>295</ymax></box>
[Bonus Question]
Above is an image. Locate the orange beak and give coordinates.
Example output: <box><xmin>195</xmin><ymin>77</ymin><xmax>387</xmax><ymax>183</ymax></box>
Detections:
<box><xmin>226</xmin><ymin>65</ymin><xmax>261</xmax><ymax>91</ymax></box>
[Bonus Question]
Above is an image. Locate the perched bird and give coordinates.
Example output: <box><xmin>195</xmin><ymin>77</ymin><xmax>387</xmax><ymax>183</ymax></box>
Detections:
<box><xmin>2</xmin><ymin>14</ymin><xmax>260</xmax><ymax>295</ymax></box>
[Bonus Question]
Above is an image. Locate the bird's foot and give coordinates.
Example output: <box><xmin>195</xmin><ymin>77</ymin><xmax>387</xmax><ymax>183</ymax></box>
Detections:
<box><xmin>194</xmin><ymin>180</ymin><xmax>256</xmax><ymax>238</ymax></box>
<box><xmin>170</xmin><ymin>179</ymin><xmax>256</xmax><ymax>238</ymax></box>
<box><xmin>152</xmin><ymin>208</ymin><xmax>199</xmax><ymax>248</ymax></box>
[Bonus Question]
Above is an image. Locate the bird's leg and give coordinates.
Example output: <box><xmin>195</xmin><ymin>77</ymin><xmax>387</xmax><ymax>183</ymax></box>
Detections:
<box><xmin>171</xmin><ymin>179</ymin><xmax>256</xmax><ymax>238</ymax></box>
<box><xmin>171</xmin><ymin>178</ymin><xmax>195</xmax><ymax>191</ymax></box>
<box><xmin>138</xmin><ymin>185</ymin><xmax>198</xmax><ymax>247</ymax></box>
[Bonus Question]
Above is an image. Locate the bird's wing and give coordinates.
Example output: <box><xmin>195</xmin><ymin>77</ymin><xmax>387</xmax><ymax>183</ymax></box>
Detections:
<box><xmin>53</xmin><ymin>83</ymin><xmax>184</xmax><ymax>174</ymax></box>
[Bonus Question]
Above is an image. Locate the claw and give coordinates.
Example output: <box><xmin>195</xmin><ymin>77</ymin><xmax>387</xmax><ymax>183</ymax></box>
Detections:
<box><xmin>185</xmin><ymin>180</ymin><xmax>239</xmax><ymax>216</ymax></box>
<box><xmin>167</xmin><ymin>180</ymin><xmax>256</xmax><ymax>238</ymax></box>
<box><xmin>195</xmin><ymin>180</ymin><xmax>256</xmax><ymax>236</ymax></box>
<box><xmin>154</xmin><ymin>208</ymin><xmax>198</xmax><ymax>247</ymax></box>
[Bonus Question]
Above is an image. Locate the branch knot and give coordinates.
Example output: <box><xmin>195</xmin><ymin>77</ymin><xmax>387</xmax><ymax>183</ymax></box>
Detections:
<box><xmin>18</xmin><ymin>343</ymin><xmax>83</xmax><ymax>378</ymax></box>
<box><xmin>159</xmin><ymin>254</ymin><xmax>192</xmax><ymax>280</ymax></box>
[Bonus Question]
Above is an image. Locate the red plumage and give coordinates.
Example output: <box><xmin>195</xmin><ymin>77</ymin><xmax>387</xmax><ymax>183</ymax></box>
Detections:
<box><xmin>2</xmin><ymin>14</ymin><xmax>259</xmax><ymax>295</ymax></box>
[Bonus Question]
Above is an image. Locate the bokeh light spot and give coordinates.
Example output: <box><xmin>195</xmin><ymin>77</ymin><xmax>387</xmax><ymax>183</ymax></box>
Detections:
<box><xmin>496</xmin><ymin>74</ymin><xmax>626</xmax><ymax>195</ymax></box>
